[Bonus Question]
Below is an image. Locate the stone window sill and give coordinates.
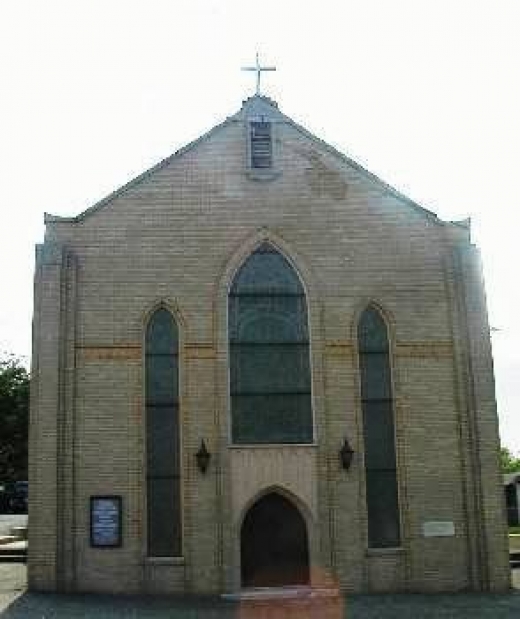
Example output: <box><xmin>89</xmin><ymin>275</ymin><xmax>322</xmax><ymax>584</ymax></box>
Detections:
<box><xmin>228</xmin><ymin>443</ymin><xmax>318</xmax><ymax>449</ymax></box>
<box><xmin>145</xmin><ymin>556</ymin><xmax>185</xmax><ymax>566</ymax></box>
<box><xmin>365</xmin><ymin>547</ymin><xmax>404</xmax><ymax>557</ymax></box>
<box><xmin>246</xmin><ymin>169</ymin><xmax>282</xmax><ymax>181</ymax></box>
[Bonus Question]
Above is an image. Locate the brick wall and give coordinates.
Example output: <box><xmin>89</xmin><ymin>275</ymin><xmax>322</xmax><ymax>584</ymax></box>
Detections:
<box><xmin>29</xmin><ymin>97</ymin><xmax>510</xmax><ymax>593</ymax></box>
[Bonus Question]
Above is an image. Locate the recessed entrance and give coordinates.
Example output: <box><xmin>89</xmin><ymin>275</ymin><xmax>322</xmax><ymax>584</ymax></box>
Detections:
<box><xmin>240</xmin><ymin>492</ymin><xmax>310</xmax><ymax>588</ymax></box>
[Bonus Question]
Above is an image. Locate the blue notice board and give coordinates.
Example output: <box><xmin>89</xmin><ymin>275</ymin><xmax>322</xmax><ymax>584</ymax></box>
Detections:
<box><xmin>90</xmin><ymin>496</ymin><xmax>122</xmax><ymax>548</ymax></box>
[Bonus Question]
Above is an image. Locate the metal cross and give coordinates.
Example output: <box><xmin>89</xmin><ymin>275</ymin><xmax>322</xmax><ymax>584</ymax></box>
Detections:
<box><xmin>241</xmin><ymin>53</ymin><xmax>276</xmax><ymax>95</ymax></box>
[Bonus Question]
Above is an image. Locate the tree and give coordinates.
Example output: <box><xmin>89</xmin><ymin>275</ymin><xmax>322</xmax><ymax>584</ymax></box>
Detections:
<box><xmin>500</xmin><ymin>446</ymin><xmax>520</xmax><ymax>474</ymax></box>
<box><xmin>0</xmin><ymin>354</ymin><xmax>29</xmax><ymax>481</ymax></box>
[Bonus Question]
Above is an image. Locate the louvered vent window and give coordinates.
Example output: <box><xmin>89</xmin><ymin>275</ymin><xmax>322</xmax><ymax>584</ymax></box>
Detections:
<box><xmin>250</xmin><ymin>121</ymin><xmax>272</xmax><ymax>169</ymax></box>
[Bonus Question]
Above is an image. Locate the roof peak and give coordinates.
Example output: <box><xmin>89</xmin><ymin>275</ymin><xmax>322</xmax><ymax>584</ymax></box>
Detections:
<box><xmin>241</xmin><ymin>94</ymin><xmax>279</xmax><ymax>109</ymax></box>
<box><xmin>45</xmin><ymin>94</ymin><xmax>445</xmax><ymax>226</ymax></box>
<box><xmin>235</xmin><ymin>94</ymin><xmax>282</xmax><ymax>122</ymax></box>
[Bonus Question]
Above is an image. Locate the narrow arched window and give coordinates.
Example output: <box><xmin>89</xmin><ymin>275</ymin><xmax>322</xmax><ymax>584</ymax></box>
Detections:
<box><xmin>145</xmin><ymin>308</ymin><xmax>181</xmax><ymax>556</ymax></box>
<box><xmin>229</xmin><ymin>242</ymin><xmax>312</xmax><ymax>443</ymax></box>
<box><xmin>358</xmin><ymin>307</ymin><xmax>400</xmax><ymax>548</ymax></box>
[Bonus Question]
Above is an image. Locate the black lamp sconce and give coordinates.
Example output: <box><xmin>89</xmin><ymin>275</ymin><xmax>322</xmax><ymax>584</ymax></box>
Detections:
<box><xmin>196</xmin><ymin>439</ymin><xmax>211</xmax><ymax>473</ymax></box>
<box><xmin>340</xmin><ymin>438</ymin><xmax>355</xmax><ymax>470</ymax></box>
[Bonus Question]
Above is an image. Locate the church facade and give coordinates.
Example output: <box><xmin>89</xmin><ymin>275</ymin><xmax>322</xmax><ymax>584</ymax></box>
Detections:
<box><xmin>29</xmin><ymin>95</ymin><xmax>510</xmax><ymax>594</ymax></box>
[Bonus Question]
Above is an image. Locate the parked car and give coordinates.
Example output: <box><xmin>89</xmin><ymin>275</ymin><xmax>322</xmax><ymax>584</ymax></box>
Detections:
<box><xmin>1</xmin><ymin>481</ymin><xmax>29</xmax><ymax>514</ymax></box>
<box><xmin>0</xmin><ymin>482</ymin><xmax>10</xmax><ymax>513</ymax></box>
<box><xmin>12</xmin><ymin>481</ymin><xmax>28</xmax><ymax>513</ymax></box>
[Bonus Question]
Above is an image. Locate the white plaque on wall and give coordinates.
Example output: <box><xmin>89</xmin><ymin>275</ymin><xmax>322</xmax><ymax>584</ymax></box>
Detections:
<box><xmin>422</xmin><ymin>521</ymin><xmax>455</xmax><ymax>537</ymax></box>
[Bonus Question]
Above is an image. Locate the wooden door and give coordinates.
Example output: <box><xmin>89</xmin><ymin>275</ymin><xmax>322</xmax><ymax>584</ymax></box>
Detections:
<box><xmin>241</xmin><ymin>493</ymin><xmax>309</xmax><ymax>587</ymax></box>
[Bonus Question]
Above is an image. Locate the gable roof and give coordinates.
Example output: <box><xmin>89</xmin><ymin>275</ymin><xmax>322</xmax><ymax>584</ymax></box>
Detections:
<box><xmin>45</xmin><ymin>95</ymin><xmax>458</xmax><ymax>227</ymax></box>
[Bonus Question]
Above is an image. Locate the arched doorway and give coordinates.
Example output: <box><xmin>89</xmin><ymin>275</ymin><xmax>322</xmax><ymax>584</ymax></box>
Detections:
<box><xmin>241</xmin><ymin>493</ymin><xmax>310</xmax><ymax>588</ymax></box>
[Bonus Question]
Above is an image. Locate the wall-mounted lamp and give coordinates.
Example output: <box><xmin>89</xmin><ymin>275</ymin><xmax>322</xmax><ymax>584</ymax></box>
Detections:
<box><xmin>196</xmin><ymin>440</ymin><xmax>211</xmax><ymax>473</ymax></box>
<box><xmin>339</xmin><ymin>438</ymin><xmax>354</xmax><ymax>470</ymax></box>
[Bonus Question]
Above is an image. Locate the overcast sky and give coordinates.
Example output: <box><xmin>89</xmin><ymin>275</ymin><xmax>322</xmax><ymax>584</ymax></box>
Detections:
<box><xmin>1</xmin><ymin>1</ymin><xmax>518</xmax><ymax>451</ymax></box>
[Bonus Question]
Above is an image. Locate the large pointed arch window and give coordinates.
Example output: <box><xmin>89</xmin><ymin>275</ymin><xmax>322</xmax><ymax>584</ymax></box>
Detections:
<box><xmin>145</xmin><ymin>308</ymin><xmax>181</xmax><ymax>556</ymax></box>
<box><xmin>229</xmin><ymin>243</ymin><xmax>313</xmax><ymax>444</ymax></box>
<box><xmin>358</xmin><ymin>307</ymin><xmax>400</xmax><ymax>548</ymax></box>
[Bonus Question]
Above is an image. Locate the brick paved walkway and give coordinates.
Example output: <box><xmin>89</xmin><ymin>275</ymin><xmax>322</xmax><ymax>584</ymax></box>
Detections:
<box><xmin>1</xmin><ymin>565</ymin><xmax>519</xmax><ymax>618</ymax></box>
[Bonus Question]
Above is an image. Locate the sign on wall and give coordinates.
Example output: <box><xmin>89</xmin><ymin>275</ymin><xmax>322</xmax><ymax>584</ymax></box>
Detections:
<box><xmin>422</xmin><ymin>521</ymin><xmax>455</xmax><ymax>538</ymax></box>
<box><xmin>90</xmin><ymin>496</ymin><xmax>122</xmax><ymax>548</ymax></box>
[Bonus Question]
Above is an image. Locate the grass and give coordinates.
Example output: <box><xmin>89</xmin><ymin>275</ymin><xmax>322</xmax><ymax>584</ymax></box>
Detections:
<box><xmin>509</xmin><ymin>526</ymin><xmax>520</xmax><ymax>535</ymax></box>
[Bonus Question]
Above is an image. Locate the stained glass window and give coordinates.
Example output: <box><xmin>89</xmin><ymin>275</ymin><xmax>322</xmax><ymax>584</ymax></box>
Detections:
<box><xmin>146</xmin><ymin>308</ymin><xmax>181</xmax><ymax>556</ymax></box>
<box><xmin>358</xmin><ymin>307</ymin><xmax>400</xmax><ymax>548</ymax></box>
<box><xmin>229</xmin><ymin>243</ymin><xmax>313</xmax><ymax>443</ymax></box>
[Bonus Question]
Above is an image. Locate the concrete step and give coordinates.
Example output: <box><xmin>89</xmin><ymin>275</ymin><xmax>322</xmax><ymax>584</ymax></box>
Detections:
<box><xmin>0</xmin><ymin>552</ymin><xmax>26</xmax><ymax>563</ymax></box>
<box><xmin>223</xmin><ymin>586</ymin><xmax>339</xmax><ymax>601</ymax></box>
<box><xmin>10</xmin><ymin>525</ymin><xmax>27</xmax><ymax>540</ymax></box>
<box><xmin>0</xmin><ymin>541</ymin><xmax>27</xmax><ymax>563</ymax></box>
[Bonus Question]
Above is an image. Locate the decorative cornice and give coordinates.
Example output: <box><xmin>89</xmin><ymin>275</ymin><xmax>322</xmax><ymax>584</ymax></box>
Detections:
<box><xmin>325</xmin><ymin>341</ymin><xmax>354</xmax><ymax>356</ymax></box>
<box><xmin>76</xmin><ymin>345</ymin><xmax>141</xmax><ymax>361</ymax></box>
<box><xmin>324</xmin><ymin>340</ymin><xmax>454</xmax><ymax>359</ymax></box>
<box><xmin>76</xmin><ymin>343</ymin><xmax>218</xmax><ymax>361</ymax></box>
<box><xmin>395</xmin><ymin>341</ymin><xmax>453</xmax><ymax>359</ymax></box>
<box><xmin>185</xmin><ymin>344</ymin><xmax>216</xmax><ymax>359</ymax></box>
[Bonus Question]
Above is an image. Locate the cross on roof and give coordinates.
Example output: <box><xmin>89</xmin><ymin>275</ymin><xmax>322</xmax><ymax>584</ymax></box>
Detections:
<box><xmin>241</xmin><ymin>53</ymin><xmax>276</xmax><ymax>95</ymax></box>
